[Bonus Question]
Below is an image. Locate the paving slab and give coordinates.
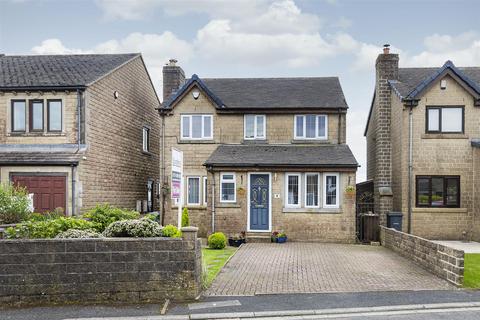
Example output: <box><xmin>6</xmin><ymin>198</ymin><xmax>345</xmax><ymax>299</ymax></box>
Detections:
<box><xmin>206</xmin><ymin>243</ymin><xmax>454</xmax><ymax>296</ymax></box>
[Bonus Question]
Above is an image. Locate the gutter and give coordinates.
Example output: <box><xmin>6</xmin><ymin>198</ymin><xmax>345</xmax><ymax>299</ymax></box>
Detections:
<box><xmin>0</xmin><ymin>86</ymin><xmax>87</xmax><ymax>91</ymax></box>
<box><xmin>203</xmin><ymin>163</ymin><xmax>359</xmax><ymax>169</ymax></box>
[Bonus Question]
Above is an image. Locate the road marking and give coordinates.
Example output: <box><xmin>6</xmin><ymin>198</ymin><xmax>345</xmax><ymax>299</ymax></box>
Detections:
<box><xmin>188</xmin><ymin>300</ymin><xmax>242</xmax><ymax>310</ymax></box>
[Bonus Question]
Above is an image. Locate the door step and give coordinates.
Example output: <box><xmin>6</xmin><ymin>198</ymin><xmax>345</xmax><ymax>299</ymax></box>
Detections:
<box><xmin>246</xmin><ymin>232</ymin><xmax>271</xmax><ymax>243</ymax></box>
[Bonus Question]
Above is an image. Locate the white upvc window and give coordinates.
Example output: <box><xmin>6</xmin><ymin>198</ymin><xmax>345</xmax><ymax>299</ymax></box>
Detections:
<box><xmin>187</xmin><ymin>176</ymin><xmax>201</xmax><ymax>205</ymax></box>
<box><xmin>323</xmin><ymin>173</ymin><xmax>340</xmax><ymax>208</ymax></box>
<box><xmin>305</xmin><ymin>173</ymin><xmax>320</xmax><ymax>208</ymax></box>
<box><xmin>285</xmin><ymin>173</ymin><xmax>301</xmax><ymax>208</ymax></box>
<box><xmin>220</xmin><ymin>173</ymin><xmax>236</xmax><ymax>203</ymax></box>
<box><xmin>203</xmin><ymin>177</ymin><xmax>208</xmax><ymax>205</ymax></box>
<box><xmin>244</xmin><ymin>115</ymin><xmax>266</xmax><ymax>139</ymax></box>
<box><xmin>142</xmin><ymin>126</ymin><xmax>150</xmax><ymax>152</ymax></box>
<box><xmin>181</xmin><ymin>114</ymin><xmax>213</xmax><ymax>140</ymax></box>
<box><xmin>294</xmin><ymin>115</ymin><xmax>328</xmax><ymax>140</ymax></box>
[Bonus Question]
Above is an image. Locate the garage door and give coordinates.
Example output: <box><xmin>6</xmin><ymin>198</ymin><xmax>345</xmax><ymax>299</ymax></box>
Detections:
<box><xmin>11</xmin><ymin>175</ymin><xmax>66</xmax><ymax>214</ymax></box>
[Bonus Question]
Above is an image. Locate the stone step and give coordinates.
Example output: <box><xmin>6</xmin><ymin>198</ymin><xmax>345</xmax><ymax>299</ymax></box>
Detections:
<box><xmin>246</xmin><ymin>232</ymin><xmax>272</xmax><ymax>243</ymax></box>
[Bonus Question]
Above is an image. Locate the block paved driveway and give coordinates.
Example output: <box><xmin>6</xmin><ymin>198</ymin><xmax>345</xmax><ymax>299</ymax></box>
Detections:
<box><xmin>206</xmin><ymin>243</ymin><xmax>454</xmax><ymax>296</ymax></box>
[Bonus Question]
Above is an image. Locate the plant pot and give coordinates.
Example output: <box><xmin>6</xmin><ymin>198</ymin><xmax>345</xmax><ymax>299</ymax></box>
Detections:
<box><xmin>228</xmin><ymin>238</ymin><xmax>246</xmax><ymax>247</ymax></box>
<box><xmin>276</xmin><ymin>236</ymin><xmax>287</xmax><ymax>243</ymax></box>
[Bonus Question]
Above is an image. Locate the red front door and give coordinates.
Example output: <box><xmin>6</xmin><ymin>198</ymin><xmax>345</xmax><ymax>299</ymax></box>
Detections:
<box><xmin>11</xmin><ymin>175</ymin><xmax>67</xmax><ymax>214</ymax></box>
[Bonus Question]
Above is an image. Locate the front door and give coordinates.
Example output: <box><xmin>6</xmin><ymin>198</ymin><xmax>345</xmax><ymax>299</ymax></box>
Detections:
<box><xmin>249</xmin><ymin>173</ymin><xmax>270</xmax><ymax>231</ymax></box>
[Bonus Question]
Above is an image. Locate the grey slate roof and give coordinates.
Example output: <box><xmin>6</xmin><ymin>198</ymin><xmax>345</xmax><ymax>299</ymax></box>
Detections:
<box><xmin>204</xmin><ymin>144</ymin><xmax>358</xmax><ymax>168</ymax></box>
<box><xmin>0</xmin><ymin>144</ymin><xmax>86</xmax><ymax>165</ymax></box>
<box><xmin>0</xmin><ymin>54</ymin><xmax>139</xmax><ymax>89</ymax></box>
<box><xmin>391</xmin><ymin>66</ymin><xmax>480</xmax><ymax>98</ymax></box>
<box><xmin>202</xmin><ymin>77</ymin><xmax>348</xmax><ymax>109</ymax></box>
<box><xmin>163</xmin><ymin>76</ymin><xmax>348</xmax><ymax>110</ymax></box>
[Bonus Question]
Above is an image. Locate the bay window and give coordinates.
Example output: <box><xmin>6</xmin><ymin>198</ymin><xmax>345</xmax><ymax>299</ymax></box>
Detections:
<box><xmin>305</xmin><ymin>173</ymin><xmax>319</xmax><ymax>208</ymax></box>
<box><xmin>285</xmin><ymin>173</ymin><xmax>301</xmax><ymax>208</ymax></box>
<box><xmin>426</xmin><ymin>107</ymin><xmax>463</xmax><ymax>133</ymax></box>
<box><xmin>323</xmin><ymin>173</ymin><xmax>339</xmax><ymax>208</ymax></box>
<box><xmin>181</xmin><ymin>114</ymin><xmax>213</xmax><ymax>140</ymax></box>
<box><xmin>220</xmin><ymin>173</ymin><xmax>236</xmax><ymax>202</ymax></box>
<box><xmin>244</xmin><ymin>115</ymin><xmax>266</xmax><ymax>139</ymax></box>
<box><xmin>11</xmin><ymin>100</ymin><xmax>26</xmax><ymax>132</ymax></box>
<box><xmin>416</xmin><ymin>176</ymin><xmax>460</xmax><ymax>208</ymax></box>
<box><xmin>294</xmin><ymin>115</ymin><xmax>327</xmax><ymax>139</ymax></box>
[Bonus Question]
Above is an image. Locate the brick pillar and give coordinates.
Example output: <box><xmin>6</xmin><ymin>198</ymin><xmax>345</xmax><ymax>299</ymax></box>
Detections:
<box><xmin>181</xmin><ymin>226</ymin><xmax>199</xmax><ymax>241</ymax></box>
<box><xmin>374</xmin><ymin>52</ymin><xmax>398</xmax><ymax>225</ymax></box>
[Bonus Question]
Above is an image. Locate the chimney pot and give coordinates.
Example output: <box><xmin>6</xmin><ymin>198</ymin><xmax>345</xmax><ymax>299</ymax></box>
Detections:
<box><xmin>383</xmin><ymin>44</ymin><xmax>390</xmax><ymax>54</ymax></box>
<box><xmin>168</xmin><ymin>58</ymin><xmax>178</xmax><ymax>66</ymax></box>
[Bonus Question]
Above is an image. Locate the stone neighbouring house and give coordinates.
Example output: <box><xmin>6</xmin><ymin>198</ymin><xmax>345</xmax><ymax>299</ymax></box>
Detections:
<box><xmin>365</xmin><ymin>46</ymin><xmax>480</xmax><ymax>241</ymax></box>
<box><xmin>159</xmin><ymin>60</ymin><xmax>358</xmax><ymax>242</ymax></box>
<box><xmin>0</xmin><ymin>54</ymin><xmax>160</xmax><ymax>214</ymax></box>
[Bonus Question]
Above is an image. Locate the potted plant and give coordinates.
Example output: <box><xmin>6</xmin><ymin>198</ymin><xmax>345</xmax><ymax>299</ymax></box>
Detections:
<box><xmin>345</xmin><ymin>185</ymin><xmax>356</xmax><ymax>196</ymax></box>
<box><xmin>228</xmin><ymin>231</ymin><xmax>246</xmax><ymax>247</ymax></box>
<box><xmin>271</xmin><ymin>231</ymin><xmax>287</xmax><ymax>243</ymax></box>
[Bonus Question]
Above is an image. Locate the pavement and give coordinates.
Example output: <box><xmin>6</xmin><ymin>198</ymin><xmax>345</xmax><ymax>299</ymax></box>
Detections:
<box><xmin>206</xmin><ymin>243</ymin><xmax>453</xmax><ymax>296</ymax></box>
<box><xmin>2</xmin><ymin>290</ymin><xmax>480</xmax><ymax>320</ymax></box>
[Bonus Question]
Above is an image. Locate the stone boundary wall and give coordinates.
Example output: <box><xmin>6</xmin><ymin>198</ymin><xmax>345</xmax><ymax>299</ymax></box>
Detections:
<box><xmin>0</xmin><ymin>227</ymin><xmax>202</xmax><ymax>307</ymax></box>
<box><xmin>380</xmin><ymin>226</ymin><xmax>464</xmax><ymax>286</ymax></box>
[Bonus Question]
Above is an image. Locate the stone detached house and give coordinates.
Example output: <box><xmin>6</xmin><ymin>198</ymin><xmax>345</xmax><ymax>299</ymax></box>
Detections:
<box><xmin>159</xmin><ymin>60</ymin><xmax>358</xmax><ymax>242</ymax></box>
<box><xmin>0</xmin><ymin>54</ymin><xmax>160</xmax><ymax>214</ymax></box>
<box><xmin>365</xmin><ymin>46</ymin><xmax>480</xmax><ymax>241</ymax></box>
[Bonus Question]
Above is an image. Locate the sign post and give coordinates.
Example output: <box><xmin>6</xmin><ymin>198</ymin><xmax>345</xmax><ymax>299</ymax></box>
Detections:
<box><xmin>171</xmin><ymin>148</ymin><xmax>183</xmax><ymax>228</ymax></box>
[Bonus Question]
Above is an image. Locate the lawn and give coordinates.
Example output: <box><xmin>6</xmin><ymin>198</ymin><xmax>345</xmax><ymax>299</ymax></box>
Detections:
<box><xmin>202</xmin><ymin>246</ymin><xmax>237</xmax><ymax>288</ymax></box>
<box><xmin>464</xmin><ymin>254</ymin><xmax>480</xmax><ymax>288</ymax></box>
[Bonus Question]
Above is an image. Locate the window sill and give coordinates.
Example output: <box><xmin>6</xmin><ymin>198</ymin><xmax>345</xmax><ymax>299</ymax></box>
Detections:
<box><xmin>291</xmin><ymin>139</ymin><xmax>330</xmax><ymax>144</ymax></box>
<box><xmin>142</xmin><ymin>150</ymin><xmax>153</xmax><ymax>156</ymax></box>
<box><xmin>8</xmin><ymin>132</ymin><xmax>66</xmax><ymax>137</ymax></box>
<box><xmin>178</xmin><ymin>140</ymin><xmax>215</xmax><ymax>144</ymax></box>
<box><xmin>242</xmin><ymin>139</ymin><xmax>268</xmax><ymax>144</ymax></box>
<box><xmin>172</xmin><ymin>205</ymin><xmax>207</xmax><ymax>210</ymax></box>
<box><xmin>283</xmin><ymin>207</ymin><xmax>341</xmax><ymax>214</ymax></box>
<box><xmin>217</xmin><ymin>203</ymin><xmax>241</xmax><ymax>208</ymax></box>
<box><xmin>421</xmin><ymin>133</ymin><xmax>468</xmax><ymax>139</ymax></box>
<box><xmin>413</xmin><ymin>207</ymin><xmax>467</xmax><ymax>213</ymax></box>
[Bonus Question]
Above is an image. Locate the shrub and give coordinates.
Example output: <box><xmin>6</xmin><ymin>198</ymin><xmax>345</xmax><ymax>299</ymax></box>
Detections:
<box><xmin>161</xmin><ymin>224</ymin><xmax>182</xmax><ymax>238</ymax></box>
<box><xmin>83</xmin><ymin>204</ymin><xmax>139</xmax><ymax>232</ymax></box>
<box><xmin>144</xmin><ymin>213</ymin><xmax>158</xmax><ymax>221</ymax></box>
<box><xmin>56</xmin><ymin>229</ymin><xmax>103</xmax><ymax>239</ymax></box>
<box><xmin>181</xmin><ymin>207</ymin><xmax>190</xmax><ymax>227</ymax></box>
<box><xmin>27</xmin><ymin>210</ymin><xmax>63</xmax><ymax>222</ymax></box>
<box><xmin>103</xmin><ymin>218</ymin><xmax>162</xmax><ymax>237</ymax></box>
<box><xmin>5</xmin><ymin>217</ymin><xmax>95</xmax><ymax>239</ymax></box>
<box><xmin>0</xmin><ymin>183</ymin><xmax>31</xmax><ymax>224</ymax></box>
<box><xmin>208</xmin><ymin>232</ymin><xmax>227</xmax><ymax>249</ymax></box>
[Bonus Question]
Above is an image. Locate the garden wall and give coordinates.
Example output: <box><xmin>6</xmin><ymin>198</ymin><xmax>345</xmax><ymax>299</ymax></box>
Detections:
<box><xmin>0</xmin><ymin>227</ymin><xmax>202</xmax><ymax>307</ymax></box>
<box><xmin>380</xmin><ymin>226</ymin><xmax>464</xmax><ymax>286</ymax></box>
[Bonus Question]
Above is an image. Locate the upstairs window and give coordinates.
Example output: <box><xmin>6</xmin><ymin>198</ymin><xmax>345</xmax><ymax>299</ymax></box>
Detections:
<box><xmin>181</xmin><ymin>115</ymin><xmax>213</xmax><ymax>140</ymax></box>
<box><xmin>11</xmin><ymin>100</ymin><xmax>26</xmax><ymax>132</ymax></box>
<box><xmin>244</xmin><ymin>115</ymin><xmax>266</xmax><ymax>139</ymax></box>
<box><xmin>142</xmin><ymin>127</ymin><xmax>150</xmax><ymax>152</ymax></box>
<box><xmin>47</xmin><ymin>100</ymin><xmax>62</xmax><ymax>132</ymax></box>
<box><xmin>426</xmin><ymin>107</ymin><xmax>463</xmax><ymax>133</ymax></box>
<box><xmin>29</xmin><ymin>100</ymin><xmax>44</xmax><ymax>132</ymax></box>
<box><xmin>294</xmin><ymin>115</ymin><xmax>327</xmax><ymax>139</ymax></box>
<box><xmin>220</xmin><ymin>173</ymin><xmax>236</xmax><ymax>202</ymax></box>
<box><xmin>416</xmin><ymin>176</ymin><xmax>460</xmax><ymax>208</ymax></box>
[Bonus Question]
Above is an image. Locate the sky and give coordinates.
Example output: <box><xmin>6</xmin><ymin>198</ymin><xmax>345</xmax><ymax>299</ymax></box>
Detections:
<box><xmin>1</xmin><ymin>0</ymin><xmax>480</xmax><ymax>181</ymax></box>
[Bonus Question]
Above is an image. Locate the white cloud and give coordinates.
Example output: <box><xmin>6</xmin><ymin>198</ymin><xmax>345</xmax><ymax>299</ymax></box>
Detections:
<box><xmin>31</xmin><ymin>39</ymin><xmax>89</xmax><ymax>54</ymax></box>
<box><xmin>95</xmin><ymin>0</ymin><xmax>160</xmax><ymax>20</ymax></box>
<box><xmin>333</xmin><ymin>16</ymin><xmax>352</xmax><ymax>29</ymax></box>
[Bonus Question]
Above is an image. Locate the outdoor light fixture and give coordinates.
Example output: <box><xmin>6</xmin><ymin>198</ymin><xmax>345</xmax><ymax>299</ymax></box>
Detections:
<box><xmin>113</xmin><ymin>90</ymin><xmax>119</xmax><ymax>99</ymax></box>
<box><xmin>192</xmin><ymin>89</ymin><xmax>200</xmax><ymax>100</ymax></box>
<box><xmin>440</xmin><ymin>79</ymin><xmax>447</xmax><ymax>90</ymax></box>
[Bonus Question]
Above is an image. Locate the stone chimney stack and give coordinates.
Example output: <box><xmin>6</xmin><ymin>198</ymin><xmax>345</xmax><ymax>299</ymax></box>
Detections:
<box><xmin>374</xmin><ymin>45</ymin><xmax>399</xmax><ymax>225</ymax></box>
<box><xmin>162</xmin><ymin>59</ymin><xmax>185</xmax><ymax>102</ymax></box>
